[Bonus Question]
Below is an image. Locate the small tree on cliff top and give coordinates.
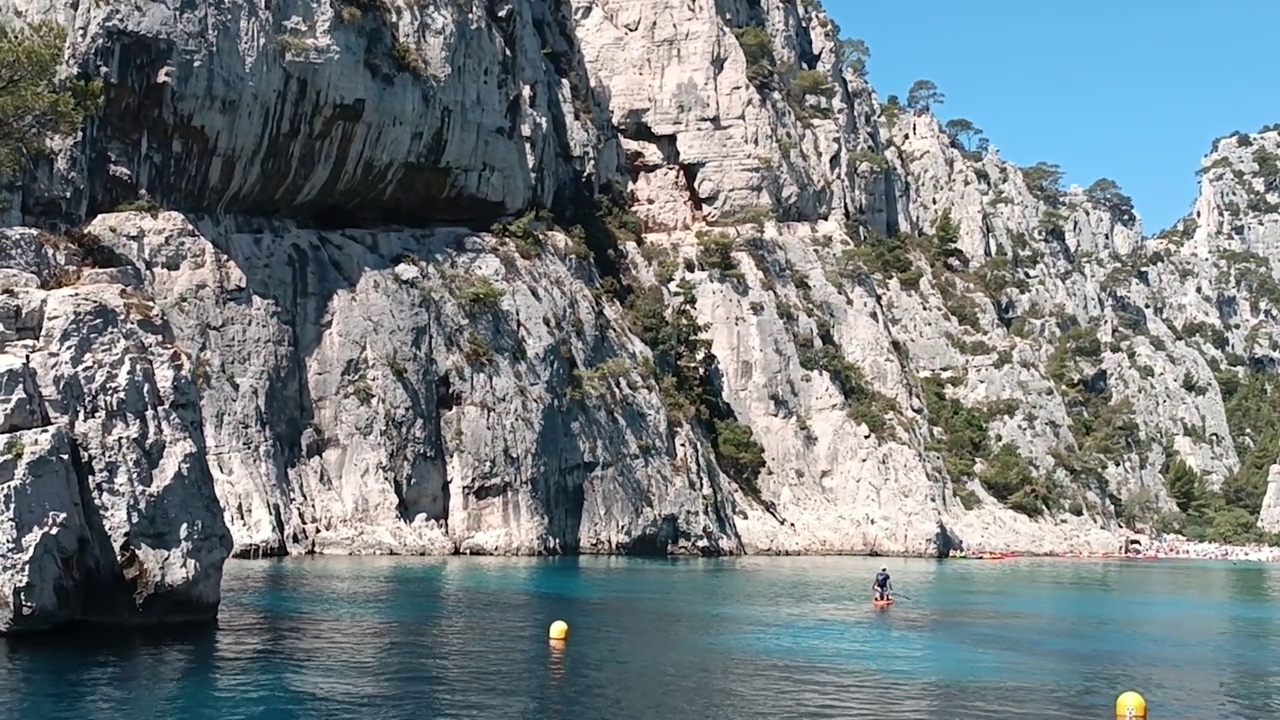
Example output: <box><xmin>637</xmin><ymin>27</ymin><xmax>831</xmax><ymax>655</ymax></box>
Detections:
<box><xmin>906</xmin><ymin>79</ymin><xmax>944</xmax><ymax>112</ymax></box>
<box><xmin>1084</xmin><ymin>178</ymin><xmax>1136</xmax><ymax>226</ymax></box>
<box><xmin>1021</xmin><ymin>161</ymin><xmax>1065</xmax><ymax>204</ymax></box>
<box><xmin>943</xmin><ymin>118</ymin><xmax>983</xmax><ymax>151</ymax></box>
<box><xmin>0</xmin><ymin>22</ymin><xmax>101</xmax><ymax>174</ymax></box>
<box><xmin>838</xmin><ymin>37</ymin><xmax>870</xmax><ymax>77</ymax></box>
<box><xmin>881</xmin><ymin>94</ymin><xmax>904</xmax><ymax>123</ymax></box>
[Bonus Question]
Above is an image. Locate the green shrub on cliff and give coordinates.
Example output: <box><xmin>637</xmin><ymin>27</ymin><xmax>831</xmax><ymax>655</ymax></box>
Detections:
<box><xmin>696</xmin><ymin>231</ymin><xmax>738</xmax><ymax>273</ymax></box>
<box><xmin>0</xmin><ymin>22</ymin><xmax>101</xmax><ymax>174</ymax></box>
<box><xmin>847</xmin><ymin>150</ymin><xmax>889</xmax><ymax>173</ymax></box>
<box><xmin>798</xmin><ymin>343</ymin><xmax>895</xmax><ymax>435</ymax></box>
<box><xmin>1153</xmin><ymin>430</ymin><xmax>1280</xmax><ymax>546</ymax></box>
<box><xmin>786</xmin><ymin>267</ymin><xmax>899</xmax><ymax>436</ymax></box>
<box><xmin>492</xmin><ymin>209</ymin><xmax>548</xmax><ymax>259</ymax></box>
<box><xmin>624</xmin><ymin>280</ymin><xmax>769</xmax><ymax>499</ymax></box>
<box><xmin>943</xmin><ymin>118</ymin><xmax>983</xmax><ymax>152</ymax></box>
<box><xmin>922</xmin><ymin>374</ymin><xmax>1062</xmax><ymax>517</ymax></box>
<box><xmin>921</xmin><ymin>375</ymin><xmax>989</xmax><ymax>480</ymax></box>
<box><xmin>788</xmin><ymin>69</ymin><xmax>837</xmax><ymax>120</ymax></box>
<box><xmin>979</xmin><ymin>444</ymin><xmax>1059</xmax><ymax>517</ymax></box>
<box><xmin>905</xmin><ymin>79</ymin><xmax>944</xmax><ymax>112</ymax></box>
<box><xmin>1020</xmin><ymin>161</ymin><xmax>1065</xmax><ymax>205</ymax></box>
<box><xmin>838</xmin><ymin>232</ymin><xmax>924</xmax><ymax>289</ymax></box>
<box><xmin>733</xmin><ymin>27</ymin><xmax>776</xmax><ymax>88</ymax></box>
<box><xmin>1163</xmin><ymin>451</ymin><xmax>1209</xmax><ymax>516</ymax></box>
<box><xmin>457</xmin><ymin>275</ymin><xmax>505</xmax><ymax>313</ymax></box>
<box><xmin>880</xmin><ymin>94</ymin><xmax>905</xmax><ymax>124</ymax></box>
<box><xmin>1253</xmin><ymin>147</ymin><xmax>1280</xmax><ymax>181</ymax></box>
<box><xmin>837</xmin><ymin>37</ymin><xmax>870</xmax><ymax>77</ymax></box>
<box><xmin>1083</xmin><ymin>178</ymin><xmax>1136</xmax><ymax>225</ymax></box>
<box><xmin>713</xmin><ymin>419</ymin><xmax>766</xmax><ymax>499</ymax></box>
<box><xmin>1218</xmin><ymin>369</ymin><xmax>1280</xmax><ymax>520</ymax></box>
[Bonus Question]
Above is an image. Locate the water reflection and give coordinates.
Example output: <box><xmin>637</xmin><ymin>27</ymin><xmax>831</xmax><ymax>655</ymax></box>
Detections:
<box><xmin>1221</xmin><ymin>565</ymin><xmax>1280</xmax><ymax>718</ymax></box>
<box><xmin>0</xmin><ymin>557</ymin><xmax>1278</xmax><ymax>719</ymax></box>
<box><xmin>0</xmin><ymin>623</ymin><xmax>219</xmax><ymax>720</ymax></box>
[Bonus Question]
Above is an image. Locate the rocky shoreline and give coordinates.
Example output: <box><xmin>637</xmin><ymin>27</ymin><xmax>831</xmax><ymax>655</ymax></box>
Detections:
<box><xmin>1118</xmin><ymin>536</ymin><xmax>1280</xmax><ymax>563</ymax></box>
<box><xmin>944</xmin><ymin>536</ymin><xmax>1280</xmax><ymax>563</ymax></box>
<box><xmin>0</xmin><ymin>0</ymin><xmax>1277</xmax><ymax>635</ymax></box>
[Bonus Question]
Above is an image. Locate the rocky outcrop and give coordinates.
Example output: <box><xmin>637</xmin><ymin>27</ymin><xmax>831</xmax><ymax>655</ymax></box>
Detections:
<box><xmin>0</xmin><ymin>0</ymin><xmax>1277</xmax><ymax>573</ymax></box>
<box><xmin>78</xmin><ymin>211</ymin><xmax>744</xmax><ymax>558</ymax></box>
<box><xmin>1</xmin><ymin>0</ymin><xmax>619</xmax><ymax>225</ymax></box>
<box><xmin>1189</xmin><ymin>128</ymin><xmax>1280</xmax><ymax>533</ymax></box>
<box><xmin>0</xmin><ymin>231</ymin><xmax>232</xmax><ymax>634</ymax></box>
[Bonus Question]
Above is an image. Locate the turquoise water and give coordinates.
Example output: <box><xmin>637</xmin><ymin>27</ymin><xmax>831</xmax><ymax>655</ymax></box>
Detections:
<box><xmin>1</xmin><ymin>556</ymin><xmax>1278</xmax><ymax>719</ymax></box>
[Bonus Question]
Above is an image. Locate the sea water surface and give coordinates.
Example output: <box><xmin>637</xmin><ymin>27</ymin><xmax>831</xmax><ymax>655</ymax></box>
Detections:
<box><xmin>1</xmin><ymin>556</ymin><xmax>1278</xmax><ymax>719</ymax></box>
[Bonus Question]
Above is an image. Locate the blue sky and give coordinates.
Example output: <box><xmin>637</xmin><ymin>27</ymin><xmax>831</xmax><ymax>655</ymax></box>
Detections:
<box><xmin>825</xmin><ymin>0</ymin><xmax>1280</xmax><ymax>233</ymax></box>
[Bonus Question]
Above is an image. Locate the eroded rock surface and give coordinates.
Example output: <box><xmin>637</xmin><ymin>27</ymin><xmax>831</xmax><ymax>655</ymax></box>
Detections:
<box><xmin>0</xmin><ymin>231</ymin><xmax>232</xmax><ymax>633</ymax></box>
<box><xmin>0</xmin><ymin>0</ymin><xmax>1277</xmax><ymax>575</ymax></box>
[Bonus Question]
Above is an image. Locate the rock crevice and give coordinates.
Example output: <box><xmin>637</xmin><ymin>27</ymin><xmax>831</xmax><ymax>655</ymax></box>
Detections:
<box><xmin>1</xmin><ymin>0</ymin><xmax>1279</xmax><ymax>634</ymax></box>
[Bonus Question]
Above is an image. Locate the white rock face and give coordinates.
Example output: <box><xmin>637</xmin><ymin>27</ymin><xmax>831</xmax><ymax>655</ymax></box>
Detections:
<box><xmin>0</xmin><ymin>231</ymin><xmax>232</xmax><ymax>634</ymax></box>
<box><xmin>1190</xmin><ymin>128</ymin><xmax>1280</xmax><ymax>534</ymax></box>
<box><xmin>1260</xmin><ymin>464</ymin><xmax>1280</xmax><ymax>534</ymax></box>
<box><xmin>0</xmin><ymin>0</ymin><xmax>1277</xmax><ymax>571</ymax></box>
<box><xmin>570</xmin><ymin>0</ymin><xmax>868</xmax><ymax>227</ymax></box>
<box><xmin>83</xmin><ymin>211</ymin><xmax>742</xmax><ymax>558</ymax></box>
<box><xmin>1</xmin><ymin>0</ymin><xmax>619</xmax><ymax>222</ymax></box>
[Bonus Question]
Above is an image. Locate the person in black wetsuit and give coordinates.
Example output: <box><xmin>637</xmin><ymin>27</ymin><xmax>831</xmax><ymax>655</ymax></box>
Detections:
<box><xmin>872</xmin><ymin>566</ymin><xmax>893</xmax><ymax>601</ymax></box>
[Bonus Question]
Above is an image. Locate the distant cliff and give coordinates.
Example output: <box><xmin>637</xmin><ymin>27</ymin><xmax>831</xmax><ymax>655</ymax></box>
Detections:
<box><xmin>0</xmin><ymin>0</ymin><xmax>1277</xmax><ymax>632</ymax></box>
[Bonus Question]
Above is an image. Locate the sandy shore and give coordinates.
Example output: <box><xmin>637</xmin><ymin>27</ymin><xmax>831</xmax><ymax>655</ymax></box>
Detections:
<box><xmin>1117</xmin><ymin>535</ymin><xmax>1280</xmax><ymax>562</ymax></box>
<box><xmin>949</xmin><ymin>535</ymin><xmax>1280</xmax><ymax>563</ymax></box>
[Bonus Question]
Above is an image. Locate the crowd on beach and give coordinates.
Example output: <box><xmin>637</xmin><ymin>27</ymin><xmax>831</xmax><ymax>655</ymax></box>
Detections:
<box><xmin>1123</xmin><ymin>534</ymin><xmax>1280</xmax><ymax>563</ymax></box>
<box><xmin>946</xmin><ymin>534</ymin><xmax>1280</xmax><ymax>563</ymax></box>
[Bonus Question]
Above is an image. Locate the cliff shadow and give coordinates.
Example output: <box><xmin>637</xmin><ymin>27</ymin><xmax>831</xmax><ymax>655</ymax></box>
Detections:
<box><xmin>2</xmin><ymin>619</ymin><xmax>217</xmax><ymax>652</ymax></box>
<box><xmin>193</xmin><ymin>219</ymin><xmax>468</xmax><ymax>552</ymax></box>
<box><xmin>531</xmin><ymin>328</ymin><xmax>731</xmax><ymax>556</ymax></box>
<box><xmin>71</xmin><ymin>0</ymin><xmax>635</xmax><ymax>557</ymax></box>
<box><xmin>70</xmin><ymin>11</ymin><xmax>519</xmax><ymax>229</ymax></box>
<box><xmin>67</xmin><ymin>428</ymin><xmax>229</xmax><ymax>626</ymax></box>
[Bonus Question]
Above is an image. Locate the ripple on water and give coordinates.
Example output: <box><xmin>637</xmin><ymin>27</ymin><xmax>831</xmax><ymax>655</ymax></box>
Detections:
<box><xmin>2</xmin><ymin>557</ymin><xmax>1279</xmax><ymax>720</ymax></box>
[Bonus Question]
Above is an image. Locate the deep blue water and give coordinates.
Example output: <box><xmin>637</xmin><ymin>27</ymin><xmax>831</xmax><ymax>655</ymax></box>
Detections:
<box><xmin>1</xmin><ymin>556</ymin><xmax>1278</xmax><ymax>719</ymax></box>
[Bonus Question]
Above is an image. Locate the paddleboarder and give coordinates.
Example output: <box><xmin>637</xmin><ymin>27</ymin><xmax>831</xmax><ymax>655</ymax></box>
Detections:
<box><xmin>872</xmin><ymin>566</ymin><xmax>893</xmax><ymax>602</ymax></box>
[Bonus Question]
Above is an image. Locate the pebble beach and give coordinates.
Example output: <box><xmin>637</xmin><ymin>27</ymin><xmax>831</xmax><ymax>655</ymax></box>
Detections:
<box><xmin>1127</xmin><ymin>535</ymin><xmax>1280</xmax><ymax>562</ymax></box>
<box><xmin>949</xmin><ymin>534</ymin><xmax>1280</xmax><ymax>563</ymax></box>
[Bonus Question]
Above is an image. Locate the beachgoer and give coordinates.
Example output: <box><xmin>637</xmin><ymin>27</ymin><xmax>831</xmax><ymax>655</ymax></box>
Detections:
<box><xmin>872</xmin><ymin>566</ymin><xmax>893</xmax><ymax>601</ymax></box>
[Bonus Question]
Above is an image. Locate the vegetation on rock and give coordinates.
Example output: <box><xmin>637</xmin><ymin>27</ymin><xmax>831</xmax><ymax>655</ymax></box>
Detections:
<box><xmin>1083</xmin><ymin>178</ymin><xmax>1137</xmax><ymax>225</ymax></box>
<box><xmin>0</xmin><ymin>22</ymin><xmax>101</xmax><ymax>174</ymax></box>
<box><xmin>881</xmin><ymin>94</ymin><xmax>904</xmax><ymax>124</ymax></box>
<box><xmin>905</xmin><ymin>79</ymin><xmax>944</xmax><ymax>112</ymax></box>
<box><xmin>1160</xmin><ymin>437</ymin><xmax>1280</xmax><ymax>546</ymax></box>
<box><xmin>921</xmin><ymin>371</ymin><xmax>1059</xmax><ymax>517</ymax></box>
<box><xmin>943</xmin><ymin>118</ymin><xmax>984</xmax><ymax>152</ymax></box>
<box><xmin>837</xmin><ymin>37</ymin><xmax>870</xmax><ymax>77</ymax></box>
<box><xmin>980</xmin><ymin>444</ymin><xmax>1060</xmax><ymax>518</ymax></box>
<box><xmin>624</xmin><ymin>279</ymin><xmax>768</xmax><ymax>500</ymax></box>
<box><xmin>733</xmin><ymin>26</ymin><xmax>776</xmax><ymax>89</ymax></box>
<box><xmin>788</xmin><ymin>69</ymin><xmax>838</xmax><ymax>120</ymax></box>
<box><xmin>1020</xmin><ymin>161</ymin><xmax>1066</xmax><ymax>205</ymax></box>
<box><xmin>579</xmin><ymin>179</ymin><xmax>771</xmax><ymax>503</ymax></box>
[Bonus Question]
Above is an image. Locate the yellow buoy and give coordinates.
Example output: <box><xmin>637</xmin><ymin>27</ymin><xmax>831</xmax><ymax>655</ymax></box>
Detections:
<box><xmin>548</xmin><ymin>619</ymin><xmax>569</xmax><ymax>641</ymax></box>
<box><xmin>1116</xmin><ymin>691</ymin><xmax>1146</xmax><ymax>719</ymax></box>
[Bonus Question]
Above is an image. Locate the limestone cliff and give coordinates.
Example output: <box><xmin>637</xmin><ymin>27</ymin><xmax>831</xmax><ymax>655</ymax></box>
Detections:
<box><xmin>0</xmin><ymin>230</ymin><xmax>232</xmax><ymax>633</ymax></box>
<box><xmin>0</xmin><ymin>0</ymin><xmax>1277</xmax><ymax>587</ymax></box>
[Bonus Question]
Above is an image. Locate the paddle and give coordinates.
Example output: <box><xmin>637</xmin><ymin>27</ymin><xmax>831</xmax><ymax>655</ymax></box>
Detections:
<box><xmin>893</xmin><ymin>593</ymin><xmax>913</xmax><ymax>601</ymax></box>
